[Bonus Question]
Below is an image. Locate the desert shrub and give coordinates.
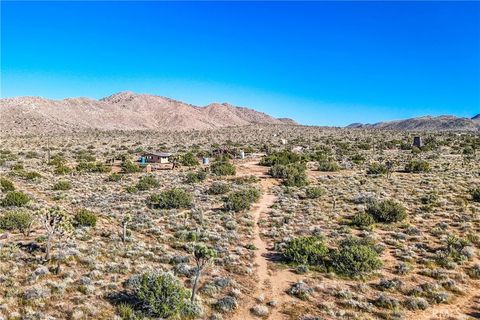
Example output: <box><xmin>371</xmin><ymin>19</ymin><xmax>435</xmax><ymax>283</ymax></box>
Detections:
<box><xmin>374</xmin><ymin>294</ymin><xmax>400</xmax><ymax>310</ymax></box>
<box><xmin>260</xmin><ymin>150</ymin><xmax>303</xmax><ymax>166</ymax></box>
<box><xmin>224</xmin><ymin>188</ymin><xmax>260</xmax><ymax>212</ymax></box>
<box><xmin>210</xmin><ymin>159</ymin><xmax>236</xmax><ymax>176</ymax></box>
<box><xmin>48</xmin><ymin>155</ymin><xmax>67</xmax><ymax>166</ymax></box>
<box><xmin>107</xmin><ymin>173</ymin><xmax>122</xmax><ymax>182</ymax></box>
<box><xmin>74</xmin><ymin>209</ymin><xmax>97</xmax><ymax>227</ymax></box>
<box><xmin>11</xmin><ymin>163</ymin><xmax>24</xmax><ymax>171</ymax></box>
<box><xmin>351</xmin><ymin>154</ymin><xmax>366</xmax><ymax>164</ymax></box>
<box><xmin>208</xmin><ymin>182</ymin><xmax>230</xmax><ymax>195</ymax></box>
<box><xmin>283</xmin><ymin>236</ymin><xmax>329</xmax><ymax>266</ymax></box>
<box><xmin>435</xmin><ymin>235</ymin><xmax>471</xmax><ymax>267</ymax></box>
<box><xmin>305</xmin><ymin>187</ymin><xmax>324</xmax><ymax>199</ymax></box>
<box><xmin>53</xmin><ymin>180</ymin><xmax>72</xmax><ymax>191</ymax></box>
<box><xmin>130</xmin><ymin>272</ymin><xmax>190</xmax><ymax>318</ymax></box>
<box><xmin>185</xmin><ymin>171</ymin><xmax>207</xmax><ymax>184</ymax></box>
<box><xmin>0</xmin><ymin>210</ymin><xmax>34</xmax><ymax>235</ymax></box>
<box><xmin>54</xmin><ymin>164</ymin><xmax>72</xmax><ymax>175</ymax></box>
<box><xmin>179</xmin><ymin>152</ymin><xmax>199</xmax><ymax>167</ymax></box>
<box><xmin>366</xmin><ymin>163</ymin><xmax>388</xmax><ymax>175</ymax></box>
<box><xmin>149</xmin><ymin>188</ymin><xmax>192</xmax><ymax>209</ymax></box>
<box><xmin>122</xmin><ymin>160</ymin><xmax>142</xmax><ymax>174</ymax></box>
<box><xmin>269</xmin><ymin>163</ymin><xmax>308</xmax><ymax>187</ymax></box>
<box><xmin>14</xmin><ymin>170</ymin><xmax>42</xmax><ymax>180</ymax></box>
<box><xmin>471</xmin><ymin>187</ymin><xmax>480</xmax><ymax>202</ymax></box>
<box><xmin>0</xmin><ymin>178</ymin><xmax>15</xmax><ymax>192</ymax></box>
<box><xmin>136</xmin><ymin>175</ymin><xmax>159</xmax><ymax>191</ymax></box>
<box><xmin>366</xmin><ymin>200</ymin><xmax>407</xmax><ymax>223</ymax></box>
<box><xmin>2</xmin><ymin>191</ymin><xmax>30</xmax><ymax>207</ymax></box>
<box><xmin>77</xmin><ymin>161</ymin><xmax>110</xmax><ymax>173</ymax></box>
<box><xmin>405</xmin><ymin>160</ymin><xmax>430</xmax><ymax>173</ymax></box>
<box><xmin>317</xmin><ymin>160</ymin><xmax>340</xmax><ymax>172</ymax></box>
<box><xmin>351</xmin><ymin>212</ymin><xmax>376</xmax><ymax>228</ymax></box>
<box><xmin>330</xmin><ymin>238</ymin><xmax>383</xmax><ymax>278</ymax></box>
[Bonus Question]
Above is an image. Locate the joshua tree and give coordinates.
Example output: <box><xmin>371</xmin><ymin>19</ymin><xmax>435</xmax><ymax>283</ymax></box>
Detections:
<box><xmin>39</xmin><ymin>207</ymin><xmax>74</xmax><ymax>261</ymax></box>
<box><xmin>191</xmin><ymin>243</ymin><xmax>217</xmax><ymax>302</ymax></box>
<box><xmin>122</xmin><ymin>213</ymin><xmax>132</xmax><ymax>243</ymax></box>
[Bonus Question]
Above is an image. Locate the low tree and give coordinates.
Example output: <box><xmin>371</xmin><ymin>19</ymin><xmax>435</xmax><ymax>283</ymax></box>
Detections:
<box><xmin>191</xmin><ymin>244</ymin><xmax>217</xmax><ymax>302</ymax></box>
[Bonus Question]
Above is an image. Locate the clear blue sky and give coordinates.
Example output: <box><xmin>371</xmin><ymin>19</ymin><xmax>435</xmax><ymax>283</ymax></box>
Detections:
<box><xmin>1</xmin><ymin>1</ymin><xmax>479</xmax><ymax>126</ymax></box>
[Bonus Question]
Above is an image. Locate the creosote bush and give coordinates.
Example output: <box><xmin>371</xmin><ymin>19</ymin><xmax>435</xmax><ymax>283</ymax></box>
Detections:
<box><xmin>210</xmin><ymin>158</ymin><xmax>236</xmax><ymax>176</ymax></box>
<box><xmin>129</xmin><ymin>272</ymin><xmax>190</xmax><ymax>318</ymax></box>
<box><xmin>305</xmin><ymin>186</ymin><xmax>324</xmax><ymax>199</ymax></box>
<box><xmin>405</xmin><ymin>160</ymin><xmax>430</xmax><ymax>173</ymax></box>
<box><xmin>122</xmin><ymin>160</ymin><xmax>142</xmax><ymax>174</ymax></box>
<box><xmin>224</xmin><ymin>188</ymin><xmax>260</xmax><ymax>212</ymax></box>
<box><xmin>330</xmin><ymin>238</ymin><xmax>383</xmax><ymax>278</ymax></box>
<box><xmin>179</xmin><ymin>152</ymin><xmax>199</xmax><ymax>167</ymax></box>
<box><xmin>269</xmin><ymin>163</ymin><xmax>308</xmax><ymax>187</ymax></box>
<box><xmin>185</xmin><ymin>171</ymin><xmax>207</xmax><ymax>184</ymax></box>
<box><xmin>260</xmin><ymin>150</ymin><xmax>303</xmax><ymax>166</ymax></box>
<box><xmin>149</xmin><ymin>188</ymin><xmax>192</xmax><ymax>209</ymax></box>
<box><xmin>0</xmin><ymin>210</ymin><xmax>34</xmax><ymax>235</ymax></box>
<box><xmin>74</xmin><ymin>209</ymin><xmax>97</xmax><ymax>227</ymax></box>
<box><xmin>366</xmin><ymin>199</ymin><xmax>407</xmax><ymax>223</ymax></box>
<box><xmin>1</xmin><ymin>191</ymin><xmax>31</xmax><ymax>207</ymax></box>
<box><xmin>317</xmin><ymin>160</ymin><xmax>340</xmax><ymax>172</ymax></box>
<box><xmin>136</xmin><ymin>175</ymin><xmax>159</xmax><ymax>191</ymax></box>
<box><xmin>366</xmin><ymin>163</ymin><xmax>389</xmax><ymax>175</ymax></box>
<box><xmin>283</xmin><ymin>236</ymin><xmax>328</xmax><ymax>266</ymax></box>
<box><xmin>351</xmin><ymin>212</ymin><xmax>376</xmax><ymax>229</ymax></box>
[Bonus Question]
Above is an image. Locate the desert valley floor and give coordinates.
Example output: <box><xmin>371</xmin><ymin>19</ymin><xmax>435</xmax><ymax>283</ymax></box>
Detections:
<box><xmin>0</xmin><ymin>125</ymin><xmax>479</xmax><ymax>320</ymax></box>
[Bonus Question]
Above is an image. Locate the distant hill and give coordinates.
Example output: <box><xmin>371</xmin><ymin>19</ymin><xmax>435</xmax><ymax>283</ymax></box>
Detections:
<box><xmin>0</xmin><ymin>91</ymin><xmax>297</xmax><ymax>135</ymax></box>
<box><xmin>347</xmin><ymin>115</ymin><xmax>480</xmax><ymax>131</ymax></box>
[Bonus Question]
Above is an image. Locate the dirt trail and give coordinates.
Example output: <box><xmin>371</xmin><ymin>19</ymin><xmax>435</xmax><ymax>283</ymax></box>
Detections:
<box><xmin>233</xmin><ymin>160</ymin><xmax>302</xmax><ymax>320</ymax></box>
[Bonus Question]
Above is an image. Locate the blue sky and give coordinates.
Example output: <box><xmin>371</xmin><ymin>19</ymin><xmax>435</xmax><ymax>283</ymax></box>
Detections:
<box><xmin>1</xmin><ymin>1</ymin><xmax>479</xmax><ymax>126</ymax></box>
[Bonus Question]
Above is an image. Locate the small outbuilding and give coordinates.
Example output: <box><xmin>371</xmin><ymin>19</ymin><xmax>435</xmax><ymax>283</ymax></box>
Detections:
<box><xmin>142</xmin><ymin>152</ymin><xmax>172</xmax><ymax>164</ymax></box>
<box><xmin>413</xmin><ymin>136</ymin><xmax>423</xmax><ymax>148</ymax></box>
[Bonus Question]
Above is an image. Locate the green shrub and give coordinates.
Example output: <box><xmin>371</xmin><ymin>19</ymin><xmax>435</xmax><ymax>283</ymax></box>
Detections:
<box><xmin>15</xmin><ymin>170</ymin><xmax>42</xmax><ymax>180</ymax></box>
<box><xmin>77</xmin><ymin>161</ymin><xmax>110</xmax><ymax>173</ymax></box>
<box><xmin>131</xmin><ymin>272</ymin><xmax>190</xmax><ymax>318</ymax></box>
<box><xmin>366</xmin><ymin>163</ymin><xmax>388</xmax><ymax>175</ymax></box>
<box><xmin>179</xmin><ymin>152</ymin><xmax>199</xmax><ymax>167</ymax></box>
<box><xmin>305</xmin><ymin>187</ymin><xmax>324</xmax><ymax>199</ymax></box>
<box><xmin>0</xmin><ymin>178</ymin><xmax>15</xmax><ymax>192</ymax></box>
<box><xmin>208</xmin><ymin>182</ymin><xmax>230</xmax><ymax>195</ymax></box>
<box><xmin>405</xmin><ymin>160</ymin><xmax>430</xmax><ymax>173</ymax></box>
<box><xmin>107</xmin><ymin>173</ymin><xmax>122</xmax><ymax>182</ymax></box>
<box><xmin>366</xmin><ymin>200</ymin><xmax>407</xmax><ymax>223</ymax></box>
<box><xmin>224</xmin><ymin>188</ymin><xmax>260</xmax><ymax>212</ymax></box>
<box><xmin>210</xmin><ymin>159</ymin><xmax>236</xmax><ymax>176</ymax></box>
<box><xmin>2</xmin><ymin>191</ymin><xmax>30</xmax><ymax>207</ymax></box>
<box><xmin>283</xmin><ymin>236</ymin><xmax>329</xmax><ymax>265</ymax></box>
<box><xmin>351</xmin><ymin>212</ymin><xmax>376</xmax><ymax>228</ymax></box>
<box><xmin>331</xmin><ymin>238</ymin><xmax>383</xmax><ymax>278</ymax></box>
<box><xmin>74</xmin><ymin>209</ymin><xmax>97</xmax><ymax>227</ymax></box>
<box><xmin>136</xmin><ymin>175</ymin><xmax>159</xmax><ymax>191</ymax></box>
<box><xmin>317</xmin><ymin>160</ymin><xmax>340</xmax><ymax>172</ymax></box>
<box><xmin>185</xmin><ymin>171</ymin><xmax>207</xmax><ymax>184</ymax></box>
<box><xmin>149</xmin><ymin>188</ymin><xmax>192</xmax><ymax>209</ymax></box>
<box><xmin>54</xmin><ymin>164</ymin><xmax>72</xmax><ymax>175</ymax></box>
<box><xmin>0</xmin><ymin>210</ymin><xmax>34</xmax><ymax>235</ymax></box>
<box><xmin>470</xmin><ymin>188</ymin><xmax>480</xmax><ymax>202</ymax></box>
<box><xmin>269</xmin><ymin>163</ymin><xmax>308</xmax><ymax>187</ymax></box>
<box><xmin>260</xmin><ymin>150</ymin><xmax>303</xmax><ymax>166</ymax></box>
<box><xmin>119</xmin><ymin>160</ymin><xmax>141</xmax><ymax>173</ymax></box>
<box><xmin>53</xmin><ymin>180</ymin><xmax>72</xmax><ymax>191</ymax></box>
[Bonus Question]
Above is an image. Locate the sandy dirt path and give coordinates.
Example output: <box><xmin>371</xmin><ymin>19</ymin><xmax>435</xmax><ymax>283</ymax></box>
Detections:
<box><xmin>233</xmin><ymin>160</ymin><xmax>303</xmax><ymax>320</ymax></box>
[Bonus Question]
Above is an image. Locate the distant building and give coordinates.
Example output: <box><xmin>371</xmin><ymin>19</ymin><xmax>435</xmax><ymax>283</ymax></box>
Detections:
<box><xmin>142</xmin><ymin>152</ymin><xmax>172</xmax><ymax>164</ymax></box>
<box><xmin>413</xmin><ymin>136</ymin><xmax>423</xmax><ymax>148</ymax></box>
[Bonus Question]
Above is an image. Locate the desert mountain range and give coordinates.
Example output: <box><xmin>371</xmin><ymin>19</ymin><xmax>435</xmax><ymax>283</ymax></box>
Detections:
<box><xmin>0</xmin><ymin>91</ymin><xmax>296</xmax><ymax>135</ymax></box>
<box><xmin>0</xmin><ymin>91</ymin><xmax>478</xmax><ymax>134</ymax></box>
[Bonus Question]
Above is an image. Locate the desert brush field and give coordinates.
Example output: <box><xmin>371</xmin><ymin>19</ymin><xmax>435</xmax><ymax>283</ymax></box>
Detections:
<box><xmin>0</xmin><ymin>124</ymin><xmax>479</xmax><ymax>320</ymax></box>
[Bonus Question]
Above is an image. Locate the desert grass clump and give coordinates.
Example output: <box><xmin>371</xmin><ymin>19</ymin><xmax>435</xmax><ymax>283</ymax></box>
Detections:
<box><xmin>366</xmin><ymin>199</ymin><xmax>407</xmax><ymax>223</ymax></box>
<box><xmin>53</xmin><ymin>180</ymin><xmax>72</xmax><ymax>191</ymax></box>
<box><xmin>149</xmin><ymin>188</ymin><xmax>192</xmax><ymax>209</ymax></box>
<box><xmin>208</xmin><ymin>182</ymin><xmax>230</xmax><ymax>195</ymax></box>
<box><xmin>74</xmin><ymin>209</ymin><xmax>97</xmax><ymax>227</ymax></box>
<box><xmin>0</xmin><ymin>178</ymin><xmax>15</xmax><ymax>192</ymax></box>
<box><xmin>283</xmin><ymin>236</ymin><xmax>328</xmax><ymax>266</ymax></box>
<box><xmin>1</xmin><ymin>191</ymin><xmax>30</xmax><ymax>207</ymax></box>
<box><xmin>0</xmin><ymin>210</ymin><xmax>34</xmax><ymax>235</ymax></box>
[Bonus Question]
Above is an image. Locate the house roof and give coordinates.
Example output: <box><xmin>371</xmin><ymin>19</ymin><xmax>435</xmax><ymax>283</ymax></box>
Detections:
<box><xmin>145</xmin><ymin>152</ymin><xmax>172</xmax><ymax>157</ymax></box>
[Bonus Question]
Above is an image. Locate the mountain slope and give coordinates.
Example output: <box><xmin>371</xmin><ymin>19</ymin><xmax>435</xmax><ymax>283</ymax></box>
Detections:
<box><xmin>0</xmin><ymin>92</ymin><xmax>297</xmax><ymax>135</ymax></box>
<box><xmin>347</xmin><ymin>115</ymin><xmax>480</xmax><ymax>131</ymax></box>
